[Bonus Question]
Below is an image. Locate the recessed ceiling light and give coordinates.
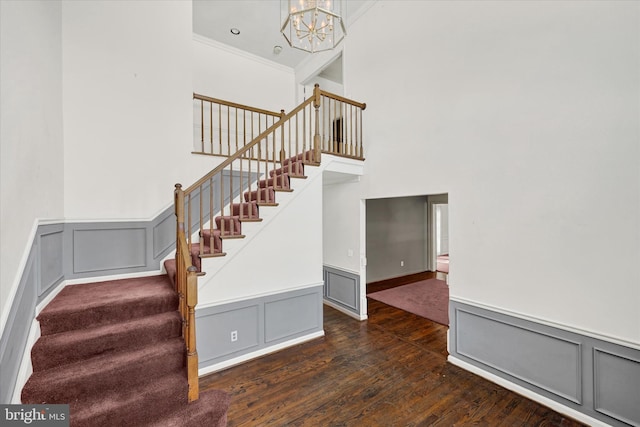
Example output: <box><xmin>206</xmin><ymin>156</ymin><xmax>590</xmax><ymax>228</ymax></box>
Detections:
<box><xmin>230</xmin><ymin>28</ymin><xmax>240</xmax><ymax>35</ymax></box>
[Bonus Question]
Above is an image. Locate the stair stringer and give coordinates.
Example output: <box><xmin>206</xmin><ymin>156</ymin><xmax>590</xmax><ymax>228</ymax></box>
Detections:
<box><xmin>197</xmin><ymin>162</ymin><xmax>325</xmax><ymax>306</ymax></box>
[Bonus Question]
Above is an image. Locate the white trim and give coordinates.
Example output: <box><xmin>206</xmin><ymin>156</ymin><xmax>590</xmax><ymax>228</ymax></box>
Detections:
<box><xmin>0</xmin><ymin>219</ymin><xmax>39</xmax><ymax>338</ymax></box>
<box><xmin>323</xmin><ymin>299</ymin><xmax>367</xmax><ymax>321</ymax></box>
<box><xmin>198</xmin><ymin>330</ymin><xmax>325</xmax><ymax>376</ymax></box>
<box><xmin>196</xmin><ymin>281</ymin><xmax>324</xmax><ymax>310</ymax></box>
<box><xmin>448</xmin><ymin>356</ymin><xmax>613</xmax><ymax>427</ymax></box>
<box><xmin>11</xmin><ymin>318</ymin><xmax>40</xmax><ymax>404</ymax></box>
<box><xmin>193</xmin><ymin>34</ymin><xmax>295</xmax><ymax>75</ymax></box>
<box><xmin>450</xmin><ymin>296</ymin><xmax>640</xmax><ymax>351</ymax></box>
<box><xmin>323</xmin><ymin>264</ymin><xmax>360</xmax><ymax>276</ymax></box>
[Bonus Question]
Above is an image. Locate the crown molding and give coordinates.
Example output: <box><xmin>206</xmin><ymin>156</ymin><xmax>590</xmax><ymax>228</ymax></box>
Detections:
<box><xmin>193</xmin><ymin>34</ymin><xmax>294</xmax><ymax>75</ymax></box>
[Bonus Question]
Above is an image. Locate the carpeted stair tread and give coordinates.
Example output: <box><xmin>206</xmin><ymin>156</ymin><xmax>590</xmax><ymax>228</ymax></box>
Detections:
<box><xmin>269</xmin><ymin>161</ymin><xmax>305</xmax><ymax>178</ymax></box>
<box><xmin>164</xmin><ymin>259</ymin><xmax>177</xmax><ymax>287</ymax></box>
<box><xmin>69</xmin><ymin>370</ymin><xmax>189</xmax><ymax>427</ymax></box>
<box><xmin>258</xmin><ymin>173</ymin><xmax>290</xmax><ymax>190</ymax></box>
<box><xmin>38</xmin><ymin>276</ymin><xmax>177</xmax><ymax>336</ymax></box>
<box><xmin>199</xmin><ymin>229</ymin><xmax>222</xmax><ymax>251</ymax></box>
<box><xmin>22</xmin><ymin>338</ymin><xmax>185</xmax><ymax>404</ymax></box>
<box><xmin>283</xmin><ymin>150</ymin><xmax>318</xmax><ymax>165</ymax></box>
<box><xmin>244</xmin><ymin>187</ymin><xmax>276</xmax><ymax>204</ymax></box>
<box><xmin>31</xmin><ymin>311</ymin><xmax>182</xmax><ymax>372</ymax></box>
<box><xmin>231</xmin><ymin>201</ymin><xmax>260</xmax><ymax>219</ymax></box>
<box><xmin>215</xmin><ymin>215</ymin><xmax>243</xmax><ymax>235</ymax></box>
<box><xmin>144</xmin><ymin>389</ymin><xmax>231</xmax><ymax>427</ymax></box>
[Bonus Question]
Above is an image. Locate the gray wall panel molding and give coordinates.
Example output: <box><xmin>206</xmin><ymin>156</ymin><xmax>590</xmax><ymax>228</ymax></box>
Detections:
<box><xmin>2</xmin><ymin>170</ymin><xmax>267</xmax><ymax>403</ymax></box>
<box><xmin>38</xmin><ymin>225</ymin><xmax>64</xmax><ymax>297</ymax></box>
<box><xmin>455</xmin><ymin>308</ymin><xmax>582</xmax><ymax>404</ymax></box>
<box><xmin>152</xmin><ymin>207</ymin><xmax>175</xmax><ymax>259</ymax></box>
<box><xmin>72</xmin><ymin>227</ymin><xmax>148</xmax><ymax>273</ymax></box>
<box><xmin>196</xmin><ymin>286</ymin><xmax>324</xmax><ymax>369</ymax></box>
<box><xmin>264</xmin><ymin>291</ymin><xmax>321</xmax><ymax>343</ymax></box>
<box><xmin>450</xmin><ymin>300</ymin><xmax>640</xmax><ymax>427</ymax></box>
<box><xmin>593</xmin><ymin>347</ymin><xmax>640</xmax><ymax>426</ymax></box>
<box><xmin>323</xmin><ymin>265</ymin><xmax>360</xmax><ymax>315</ymax></box>
<box><xmin>0</xmin><ymin>248</ymin><xmax>38</xmax><ymax>403</ymax></box>
<box><xmin>197</xmin><ymin>304</ymin><xmax>260</xmax><ymax>363</ymax></box>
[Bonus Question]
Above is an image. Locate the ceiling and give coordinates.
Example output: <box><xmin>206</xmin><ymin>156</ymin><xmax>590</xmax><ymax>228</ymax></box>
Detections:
<box><xmin>193</xmin><ymin>0</ymin><xmax>370</xmax><ymax>69</ymax></box>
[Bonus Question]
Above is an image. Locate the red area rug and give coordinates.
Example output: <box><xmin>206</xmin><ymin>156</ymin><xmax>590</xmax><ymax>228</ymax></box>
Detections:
<box><xmin>368</xmin><ymin>278</ymin><xmax>449</xmax><ymax>325</ymax></box>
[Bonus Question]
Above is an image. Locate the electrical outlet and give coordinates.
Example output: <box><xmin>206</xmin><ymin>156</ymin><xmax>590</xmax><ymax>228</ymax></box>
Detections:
<box><xmin>401</xmin><ymin>261</ymin><xmax>404</xmax><ymax>267</ymax></box>
<box><xmin>347</xmin><ymin>249</ymin><xmax>353</xmax><ymax>257</ymax></box>
<box><xmin>230</xmin><ymin>330</ymin><xmax>238</xmax><ymax>342</ymax></box>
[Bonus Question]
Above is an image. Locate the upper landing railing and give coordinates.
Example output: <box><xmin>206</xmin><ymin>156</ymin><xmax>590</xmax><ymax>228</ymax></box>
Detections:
<box><xmin>193</xmin><ymin>85</ymin><xmax>367</xmax><ymax>160</ymax></box>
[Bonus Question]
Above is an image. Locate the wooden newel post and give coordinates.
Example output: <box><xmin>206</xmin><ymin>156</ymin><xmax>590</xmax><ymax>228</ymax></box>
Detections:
<box><xmin>175</xmin><ymin>183</ymin><xmax>185</xmax><ymax>232</ymax></box>
<box><xmin>313</xmin><ymin>84</ymin><xmax>321</xmax><ymax>163</ymax></box>
<box><xmin>186</xmin><ymin>265</ymin><xmax>199</xmax><ymax>402</ymax></box>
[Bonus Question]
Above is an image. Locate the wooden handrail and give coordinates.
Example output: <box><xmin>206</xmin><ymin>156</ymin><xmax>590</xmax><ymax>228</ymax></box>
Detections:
<box><xmin>193</xmin><ymin>93</ymin><xmax>282</xmax><ymax>118</ymax></box>
<box><xmin>185</xmin><ymin>96</ymin><xmax>315</xmax><ymax>195</ymax></box>
<box><xmin>318</xmin><ymin>89</ymin><xmax>367</xmax><ymax>110</ymax></box>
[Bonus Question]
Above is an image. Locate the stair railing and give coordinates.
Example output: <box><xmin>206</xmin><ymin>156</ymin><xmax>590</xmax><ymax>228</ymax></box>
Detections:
<box><xmin>317</xmin><ymin>90</ymin><xmax>366</xmax><ymax>159</ymax></box>
<box><xmin>173</xmin><ymin>85</ymin><xmax>366</xmax><ymax>403</ymax></box>
<box><xmin>173</xmin><ymin>187</ymin><xmax>200</xmax><ymax>402</ymax></box>
<box><xmin>193</xmin><ymin>93</ymin><xmax>284</xmax><ymax>157</ymax></box>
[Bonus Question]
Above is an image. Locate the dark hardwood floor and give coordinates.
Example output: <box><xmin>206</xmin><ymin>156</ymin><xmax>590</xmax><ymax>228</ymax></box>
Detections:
<box><xmin>200</xmin><ymin>272</ymin><xmax>585</xmax><ymax>426</ymax></box>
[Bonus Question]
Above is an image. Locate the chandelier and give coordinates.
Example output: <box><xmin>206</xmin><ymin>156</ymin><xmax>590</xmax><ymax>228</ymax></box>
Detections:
<box><xmin>281</xmin><ymin>0</ymin><xmax>346</xmax><ymax>53</ymax></box>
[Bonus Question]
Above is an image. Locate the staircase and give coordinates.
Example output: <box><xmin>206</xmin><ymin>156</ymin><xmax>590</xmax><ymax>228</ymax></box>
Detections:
<box><xmin>164</xmin><ymin>153</ymin><xmax>315</xmax><ymax>281</ymax></box>
<box><xmin>19</xmin><ymin>85</ymin><xmax>365</xmax><ymax>426</ymax></box>
<box><xmin>21</xmin><ymin>275</ymin><xmax>230</xmax><ymax>426</ymax></box>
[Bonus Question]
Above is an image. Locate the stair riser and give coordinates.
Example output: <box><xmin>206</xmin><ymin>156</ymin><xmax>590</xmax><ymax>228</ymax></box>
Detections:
<box><xmin>214</xmin><ymin>217</ymin><xmax>242</xmax><ymax>235</ymax></box>
<box><xmin>22</xmin><ymin>341</ymin><xmax>185</xmax><ymax>404</ymax></box>
<box><xmin>258</xmin><ymin>175</ymin><xmax>290</xmax><ymax>190</ymax></box>
<box><xmin>71</xmin><ymin>372</ymin><xmax>188</xmax><ymax>427</ymax></box>
<box><xmin>39</xmin><ymin>296</ymin><xmax>179</xmax><ymax>336</ymax></box>
<box><xmin>282</xmin><ymin>150</ymin><xmax>316</xmax><ymax>166</ymax></box>
<box><xmin>231</xmin><ymin>202</ymin><xmax>259</xmax><ymax>218</ymax></box>
<box><xmin>269</xmin><ymin>162</ymin><xmax>304</xmax><ymax>177</ymax></box>
<box><xmin>244</xmin><ymin>188</ymin><xmax>276</xmax><ymax>203</ymax></box>
<box><xmin>198</xmin><ymin>233</ymin><xmax>222</xmax><ymax>252</ymax></box>
<box><xmin>31</xmin><ymin>313</ymin><xmax>182</xmax><ymax>372</ymax></box>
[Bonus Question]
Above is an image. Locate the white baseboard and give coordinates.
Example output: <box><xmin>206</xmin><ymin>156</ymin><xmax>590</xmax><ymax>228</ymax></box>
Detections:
<box><xmin>198</xmin><ymin>330</ymin><xmax>325</xmax><ymax>377</ymax></box>
<box><xmin>447</xmin><ymin>355</ymin><xmax>612</xmax><ymax>427</ymax></box>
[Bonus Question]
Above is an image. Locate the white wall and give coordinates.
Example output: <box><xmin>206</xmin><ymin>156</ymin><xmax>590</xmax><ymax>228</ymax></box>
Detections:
<box><xmin>62</xmin><ymin>0</ymin><xmax>198</xmax><ymax>220</ymax></box>
<box><xmin>323</xmin><ymin>178</ymin><xmax>361</xmax><ymax>274</ymax></box>
<box><xmin>198</xmin><ymin>166</ymin><xmax>324</xmax><ymax>305</ymax></box>
<box><xmin>347</xmin><ymin>1</ymin><xmax>640</xmax><ymax>343</ymax></box>
<box><xmin>193</xmin><ymin>36</ymin><xmax>296</xmax><ymax>114</ymax></box>
<box><xmin>0</xmin><ymin>1</ymin><xmax>64</xmax><ymax>322</ymax></box>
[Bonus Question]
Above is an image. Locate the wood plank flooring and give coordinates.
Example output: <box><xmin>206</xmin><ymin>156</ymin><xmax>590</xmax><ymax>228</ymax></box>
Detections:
<box><xmin>200</xmin><ymin>272</ymin><xmax>585</xmax><ymax>426</ymax></box>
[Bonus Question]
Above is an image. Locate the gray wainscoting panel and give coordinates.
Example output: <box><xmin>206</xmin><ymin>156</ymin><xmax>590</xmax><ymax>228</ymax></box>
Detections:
<box><xmin>72</xmin><ymin>227</ymin><xmax>147</xmax><ymax>273</ymax></box>
<box><xmin>38</xmin><ymin>224</ymin><xmax>64</xmax><ymax>297</ymax></box>
<box><xmin>593</xmin><ymin>348</ymin><xmax>640</xmax><ymax>426</ymax></box>
<box><xmin>323</xmin><ymin>266</ymin><xmax>360</xmax><ymax>315</ymax></box>
<box><xmin>265</xmin><ymin>291</ymin><xmax>321</xmax><ymax>343</ymax></box>
<box><xmin>196</xmin><ymin>286</ymin><xmax>324</xmax><ymax>369</ymax></box>
<box><xmin>197</xmin><ymin>304</ymin><xmax>260</xmax><ymax>363</ymax></box>
<box><xmin>1</xmin><ymin>170</ymin><xmax>274</xmax><ymax>403</ymax></box>
<box><xmin>0</xmin><ymin>249</ymin><xmax>38</xmax><ymax>403</ymax></box>
<box><xmin>456</xmin><ymin>309</ymin><xmax>582</xmax><ymax>403</ymax></box>
<box><xmin>450</xmin><ymin>300</ymin><xmax>640</xmax><ymax>427</ymax></box>
<box><xmin>152</xmin><ymin>208</ymin><xmax>175</xmax><ymax>259</ymax></box>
